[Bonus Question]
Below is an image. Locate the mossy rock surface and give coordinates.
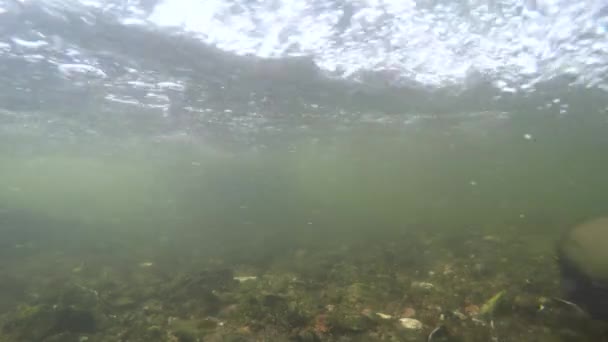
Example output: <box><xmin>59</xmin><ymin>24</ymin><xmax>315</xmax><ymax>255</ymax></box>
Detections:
<box><xmin>2</xmin><ymin>304</ymin><xmax>96</xmax><ymax>341</ymax></box>
<box><xmin>327</xmin><ymin>309</ymin><xmax>376</xmax><ymax>333</ymax></box>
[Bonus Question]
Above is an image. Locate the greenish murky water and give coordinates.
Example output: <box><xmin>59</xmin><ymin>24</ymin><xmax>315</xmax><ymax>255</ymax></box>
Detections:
<box><xmin>1</xmin><ymin>110</ymin><xmax>608</xmax><ymax>341</ymax></box>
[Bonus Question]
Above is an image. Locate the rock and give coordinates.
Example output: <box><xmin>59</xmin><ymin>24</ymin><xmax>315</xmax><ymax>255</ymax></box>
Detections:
<box><xmin>399</xmin><ymin>318</ymin><xmax>423</xmax><ymax>330</ymax></box>
<box><xmin>558</xmin><ymin>217</ymin><xmax>608</xmax><ymax>319</ymax></box>
<box><xmin>559</xmin><ymin>218</ymin><xmax>608</xmax><ymax>282</ymax></box>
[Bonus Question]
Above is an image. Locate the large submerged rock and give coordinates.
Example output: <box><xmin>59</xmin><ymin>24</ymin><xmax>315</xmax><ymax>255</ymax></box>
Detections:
<box><xmin>557</xmin><ymin>217</ymin><xmax>608</xmax><ymax>319</ymax></box>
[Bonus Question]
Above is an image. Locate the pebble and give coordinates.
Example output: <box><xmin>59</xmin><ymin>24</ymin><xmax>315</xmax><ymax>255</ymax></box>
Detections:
<box><xmin>411</xmin><ymin>281</ymin><xmax>434</xmax><ymax>290</ymax></box>
<box><xmin>482</xmin><ymin>235</ymin><xmax>500</xmax><ymax>243</ymax></box>
<box><xmin>465</xmin><ymin>304</ymin><xmax>480</xmax><ymax>316</ymax></box>
<box><xmin>452</xmin><ymin>310</ymin><xmax>468</xmax><ymax>320</ymax></box>
<box><xmin>399</xmin><ymin>318</ymin><xmax>423</xmax><ymax>330</ymax></box>
<box><xmin>234</xmin><ymin>276</ymin><xmax>257</xmax><ymax>282</ymax></box>
<box><xmin>402</xmin><ymin>307</ymin><xmax>416</xmax><ymax>318</ymax></box>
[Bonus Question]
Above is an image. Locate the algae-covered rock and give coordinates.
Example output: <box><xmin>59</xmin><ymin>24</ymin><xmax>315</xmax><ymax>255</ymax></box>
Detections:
<box><xmin>2</xmin><ymin>304</ymin><xmax>96</xmax><ymax>341</ymax></box>
<box><xmin>236</xmin><ymin>290</ymin><xmax>312</xmax><ymax>330</ymax></box>
<box><xmin>345</xmin><ymin>282</ymin><xmax>374</xmax><ymax>304</ymax></box>
<box><xmin>342</xmin><ymin>281</ymin><xmax>396</xmax><ymax>307</ymax></box>
<box><xmin>108</xmin><ymin>295</ymin><xmax>137</xmax><ymax>309</ymax></box>
<box><xmin>559</xmin><ymin>217</ymin><xmax>608</xmax><ymax>282</ymax></box>
<box><xmin>169</xmin><ymin>319</ymin><xmax>206</xmax><ymax>342</ymax></box>
<box><xmin>2</xmin><ymin>304</ymin><xmax>57</xmax><ymax>340</ymax></box>
<box><xmin>171</xmin><ymin>268</ymin><xmax>237</xmax><ymax>295</ymax></box>
<box><xmin>558</xmin><ymin>217</ymin><xmax>608</xmax><ymax>319</ymax></box>
<box><xmin>56</xmin><ymin>283</ymin><xmax>99</xmax><ymax>310</ymax></box>
<box><xmin>326</xmin><ymin>309</ymin><xmax>376</xmax><ymax>333</ymax></box>
<box><xmin>293</xmin><ymin>329</ymin><xmax>321</xmax><ymax>342</ymax></box>
<box><xmin>166</xmin><ymin>268</ymin><xmax>238</xmax><ymax>316</ymax></box>
<box><xmin>146</xmin><ymin>325</ymin><xmax>163</xmax><ymax>338</ymax></box>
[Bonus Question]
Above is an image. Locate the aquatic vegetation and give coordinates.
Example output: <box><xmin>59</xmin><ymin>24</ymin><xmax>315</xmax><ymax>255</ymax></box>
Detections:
<box><xmin>479</xmin><ymin>290</ymin><xmax>506</xmax><ymax>316</ymax></box>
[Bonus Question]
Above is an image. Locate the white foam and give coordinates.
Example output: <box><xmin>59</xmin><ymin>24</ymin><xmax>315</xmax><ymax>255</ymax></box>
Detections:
<box><xmin>127</xmin><ymin>80</ymin><xmax>155</xmax><ymax>89</ymax></box>
<box><xmin>145</xmin><ymin>93</ymin><xmax>169</xmax><ymax>102</ymax></box>
<box><xmin>157</xmin><ymin>82</ymin><xmax>184</xmax><ymax>91</ymax></box>
<box><xmin>11</xmin><ymin>38</ymin><xmax>48</xmax><ymax>49</ymax></box>
<box><xmin>58</xmin><ymin>63</ymin><xmax>107</xmax><ymax>78</ymax></box>
<box><xmin>121</xmin><ymin>17</ymin><xmax>146</xmax><ymax>26</ymax></box>
<box><xmin>148</xmin><ymin>0</ymin><xmax>608</xmax><ymax>92</ymax></box>
<box><xmin>24</xmin><ymin>54</ymin><xmax>45</xmax><ymax>62</ymax></box>
<box><xmin>104</xmin><ymin>94</ymin><xmax>140</xmax><ymax>106</ymax></box>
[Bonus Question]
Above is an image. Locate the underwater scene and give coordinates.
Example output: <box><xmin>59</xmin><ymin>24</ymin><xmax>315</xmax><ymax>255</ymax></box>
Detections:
<box><xmin>1</xmin><ymin>0</ymin><xmax>608</xmax><ymax>341</ymax></box>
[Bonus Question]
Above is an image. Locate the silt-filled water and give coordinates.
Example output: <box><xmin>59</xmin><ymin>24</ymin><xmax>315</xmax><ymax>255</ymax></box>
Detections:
<box><xmin>2</xmin><ymin>0</ymin><xmax>608</xmax><ymax>341</ymax></box>
<box><xmin>2</xmin><ymin>109</ymin><xmax>608</xmax><ymax>340</ymax></box>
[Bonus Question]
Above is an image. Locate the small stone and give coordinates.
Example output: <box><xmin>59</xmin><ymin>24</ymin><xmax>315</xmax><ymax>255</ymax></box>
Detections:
<box><xmin>399</xmin><ymin>318</ymin><xmax>423</xmax><ymax>330</ymax></box>
<box><xmin>146</xmin><ymin>326</ymin><xmax>162</xmax><ymax>338</ymax></box>
<box><xmin>482</xmin><ymin>235</ymin><xmax>500</xmax><ymax>243</ymax></box>
<box><xmin>237</xmin><ymin>326</ymin><xmax>252</xmax><ymax>335</ymax></box>
<box><xmin>361</xmin><ymin>308</ymin><xmax>373</xmax><ymax>317</ymax></box>
<box><xmin>402</xmin><ymin>307</ymin><xmax>416</xmax><ymax>318</ymax></box>
<box><xmin>473</xmin><ymin>263</ymin><xmax>490</xmax><ymax>276</ymax></box>
<box><xmin>464</xmin><ymin>304</ymin><xmax>480</xmax><ymax>316</ymax></box>
<box><xmin>314</xmin><ymin>314</ymin><xmax>330</xmax><ymax>334</ymax></box>
<box><xmin>442</xmin><ymin>264</ymin><xmax>454</xmax><ymax>275</ymax></box>
<box><xmin>452</xmin><ymin>310</ymin><xmax>467</xmax><ymax>320</ymax></box>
